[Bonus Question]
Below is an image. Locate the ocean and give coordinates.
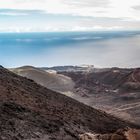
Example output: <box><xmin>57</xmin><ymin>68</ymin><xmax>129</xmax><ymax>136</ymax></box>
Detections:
<box><xmin>0</xmin><ymin>31</ymin><xmax>140</xmax><ymax>67</ymax></box>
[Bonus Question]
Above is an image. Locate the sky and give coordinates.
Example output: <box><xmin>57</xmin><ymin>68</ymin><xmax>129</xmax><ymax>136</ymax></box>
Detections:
<box><xmin>0</xmin><ymin>0</ymin><xmax>140</xmax><ymax>32</ymax></box>
<box><xmin>0</xmin><ymin>1</ymin><xmax>140</xmax><ymax>68</ymax></box>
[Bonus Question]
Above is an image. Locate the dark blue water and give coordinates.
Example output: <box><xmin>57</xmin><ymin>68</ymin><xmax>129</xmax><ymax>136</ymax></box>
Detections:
<box><xmin>0</xmin><ymin>31</ymin><xmax>140</xmax><ymax>67</ymax></box>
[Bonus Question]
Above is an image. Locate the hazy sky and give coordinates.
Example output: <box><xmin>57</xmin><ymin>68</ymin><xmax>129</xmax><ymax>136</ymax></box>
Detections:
<box><xmin>0</xmin><ymin>0</ymin><xmax>140</xmax><ymax>32</ymax></box>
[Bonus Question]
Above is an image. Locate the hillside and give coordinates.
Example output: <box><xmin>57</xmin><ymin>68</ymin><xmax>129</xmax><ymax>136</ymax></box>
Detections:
<box><xmin>11</xmin><ymin>66</ymin><xmax>75</xmax><ymax>93</ymax></box>
<box><xmin>60</xmin><ymin>68</ymin><xmax>140</xmax><ymax>125</ymax></box>
<box><xmin>1</xmin><ymin>66</ymin><xmax>139</xmax><ymax>139</ymax></box>
<box><xmin>11</xmin><ymin>66</ymin><xmax>140</xmax><ymax>125</ymax></box>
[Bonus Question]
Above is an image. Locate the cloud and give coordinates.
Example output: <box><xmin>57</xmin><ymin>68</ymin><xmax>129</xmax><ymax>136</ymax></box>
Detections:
<box><xmin>0</xmin><ymin>0</ymin><xmax>140</xmax><ymax>20</ymax></box>
<box><xmin>64</xmin><ymin>0</ymin><xmax>110</xmax><ymax>8</ymax></box>
<box><xmin>0</xmin><ymin>9</ymin><xmax>44</xmax><ymax>16</ymax></box>
<box><xmin>70</xmin><ymin>25</ymin><xmax>123</xmax><ymax>31</ymax></box>
<box><xmin>132</xmin><ymin>5</ymin><xmax>140</xmax><ymax>10</ymax></box>
<box><xmin>0</xmin><ymin>25</ymin><xmax>123</xmax><ymax>33</ymax></box>
<box><xmin>0</xmin><ymin>0</ymin><xmax>140</xmax><ymax>32</ymax></box>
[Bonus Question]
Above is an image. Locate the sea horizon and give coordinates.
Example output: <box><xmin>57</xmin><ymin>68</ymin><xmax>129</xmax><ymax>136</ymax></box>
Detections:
<box><xmin>0</xmin><ymin>30</ymin><xmax>140</xmax><ymax>68</ymax></box>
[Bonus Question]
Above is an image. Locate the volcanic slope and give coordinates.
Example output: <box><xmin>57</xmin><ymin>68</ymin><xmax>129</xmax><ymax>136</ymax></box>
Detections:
<box><xmin>0</xmin><ymin>66</ymin><xmax>139</xmax><ymax>140</ymax></box>
<box><xmin>60</xmin><ymin>68</ymin><xmax>140</xmax><ymax>125</ymax></box>
<box><xmin>11</xmin><ymin>66</ymin><xmax>75</xmax><ymax>93</ymax></box>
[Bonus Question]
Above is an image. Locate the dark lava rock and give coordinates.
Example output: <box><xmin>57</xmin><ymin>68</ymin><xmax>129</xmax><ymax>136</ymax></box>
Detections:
<box><xmin>0</xmin><ymin>66</ymin><xmax>139</xmax><ymax>140</ymax></box>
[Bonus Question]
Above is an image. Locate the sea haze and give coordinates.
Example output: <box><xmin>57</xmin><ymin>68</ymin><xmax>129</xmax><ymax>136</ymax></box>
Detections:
<box><xmin>0</xmin><ymin>31</ymin><xmax>140</xmax><ymax>68</ymax></box>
